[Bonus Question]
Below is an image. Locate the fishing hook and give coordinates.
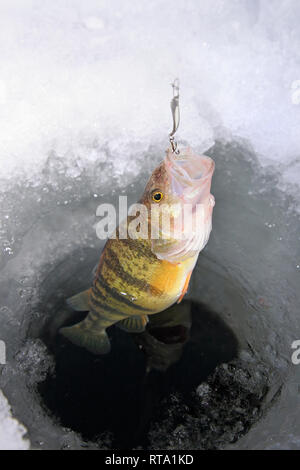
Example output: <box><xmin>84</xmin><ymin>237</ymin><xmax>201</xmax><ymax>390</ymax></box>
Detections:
<box><xmin>169</xmin><ymin>78</ymin><xmax>180</xmax><ymax>155</ymax></box>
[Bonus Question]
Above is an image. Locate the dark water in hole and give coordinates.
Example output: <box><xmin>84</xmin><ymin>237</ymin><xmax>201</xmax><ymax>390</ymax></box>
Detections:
<box><xmin>38</xmin><ymin>299</ymin><xmax>238</xmax><ymax>449</ymax></box>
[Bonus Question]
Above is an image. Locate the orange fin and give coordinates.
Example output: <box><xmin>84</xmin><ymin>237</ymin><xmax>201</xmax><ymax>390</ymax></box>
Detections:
<box><xmin>177</xmin><ymin>271</ymin><xmax>192</xmax><ymax>304</ymax></box>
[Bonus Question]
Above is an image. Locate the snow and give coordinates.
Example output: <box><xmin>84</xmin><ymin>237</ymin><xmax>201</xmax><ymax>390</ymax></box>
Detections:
<box><xmin>0</xmin><ymin>0</ymin><xmax>300</xmax><ymax>451</ymax></box>
<box><xmin>0</xmin><ymin>0</ymin><xmax>299</xmax><ymax>188</ymax></box>
<box><xmin>0</xmin><ymin>389</ymin><xmax>29</xmax><ymax>450</ymax></box>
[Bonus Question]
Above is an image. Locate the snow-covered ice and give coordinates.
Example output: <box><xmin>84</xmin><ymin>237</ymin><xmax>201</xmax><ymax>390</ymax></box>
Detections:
<box><xmin>0</xmin><ymin>0</ymin><xmax>300</xmax><ymax>450</ymax></box>
<box><xmin>0</xmin><ymin>1</ymin><xmax>299</xmax><ymax>190</ymax></box>
<box><xmin>0</xmin><ymin>389</ymin><xmax>29</xmax><ymax>450</ymax></box>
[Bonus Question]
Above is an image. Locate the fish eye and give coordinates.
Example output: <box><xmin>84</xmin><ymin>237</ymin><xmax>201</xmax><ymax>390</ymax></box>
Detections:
<box><xmin>152</xmin><ymin>190</ymin><xmax>163</xmax><ymax>202</ymax></box>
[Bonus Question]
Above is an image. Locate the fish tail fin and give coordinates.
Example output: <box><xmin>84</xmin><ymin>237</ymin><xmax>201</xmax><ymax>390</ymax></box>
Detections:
<box><xmin>60</xmin><ymin>318</ymin><xmax>111</xmax><ymax>355</ymax></box>
<box><xmin>66</xmin><ymin>289</ymin><xmax>90</xmax><ymax>311</ymax></box>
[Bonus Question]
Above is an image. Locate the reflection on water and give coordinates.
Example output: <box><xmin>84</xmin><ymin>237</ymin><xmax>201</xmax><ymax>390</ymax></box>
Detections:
<box><xmin>39</xmin><ymin>298</ymin><xmax>238</xmax><ymax>448</ymax></box>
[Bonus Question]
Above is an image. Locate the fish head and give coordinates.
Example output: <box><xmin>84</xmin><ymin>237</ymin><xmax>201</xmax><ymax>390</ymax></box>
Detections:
<box><xmin>141</xmin><ymin>147</ymin><xmax>215</xmax><ymax>262</ymax></box>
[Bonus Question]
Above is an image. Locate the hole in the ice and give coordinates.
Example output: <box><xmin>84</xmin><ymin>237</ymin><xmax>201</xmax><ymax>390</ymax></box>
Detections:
<box><xmin>30</xmin><ymin>246</ymin><xmax>271</xmax><ymax>449</ymax></box>
<box><xmin>0</xmin><ymin>140</ymin><xmax>296</xmax><ymax>449</ymax></box>
<box><xmin>38</xmin><ymin>299</ymin><xmax>239</xmax><ymax>449</ymax></box>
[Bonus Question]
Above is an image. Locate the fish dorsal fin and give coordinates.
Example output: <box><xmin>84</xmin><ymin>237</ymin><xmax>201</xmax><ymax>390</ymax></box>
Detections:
<box><xmin>117</xmin><ymin>315</ymin><xmax>149</xmax><ymax>333</ymax></box>
<box><xmin>66</xmin><ymin>289</ymin><xmax>90</xmax><ymax>311</ymax></box>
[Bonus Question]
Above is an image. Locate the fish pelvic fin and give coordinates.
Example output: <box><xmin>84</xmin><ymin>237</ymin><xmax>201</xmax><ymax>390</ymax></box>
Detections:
<box><xmin>177</xmin><ymin>271</ymin><xmax>193</xmax><ymax>304</ymax></box>
<box><xmin>60</xmin><ymin>319</ymin><xmax>111</xmax><ymax>355</ymax></box>
<box><xmin>117</xmin><ymin>314</ymin><xmax>149</xmax><ymax>333</ymax></box>
<box><xmin>66</xmin><ymin>289</ymin><xmax>90</xmax><ymax>311</ymax></box>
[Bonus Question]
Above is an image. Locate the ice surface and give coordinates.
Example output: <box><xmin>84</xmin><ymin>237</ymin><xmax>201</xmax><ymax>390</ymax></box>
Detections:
<box><xmin>0</xmin><ymin>389</ymin><xmax>29</xmax><ymax>450</ymax></box>
<box><xmin>0</xmin><ymin>0</ymin><xmax>299</xmax><ymax>192</ymax></box>
<box><xmin>0</xmin><ymin>0</ymin><xmax>300</xmax><ymax>451</ymax></box>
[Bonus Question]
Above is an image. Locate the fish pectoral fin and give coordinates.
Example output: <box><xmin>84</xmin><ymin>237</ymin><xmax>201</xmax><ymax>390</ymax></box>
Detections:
<box><xmin>117</xmin><ymin>315</ymin><xmax>149</xmax><ymax>333</ymax></box>
<box><xmin>66</xmin><ymin>289</ymin><xmax>90</xmax><ymax>311</ymax></box>
<box><xmin>60</xmin><ymin>319</ymin><xmax>111</xmax><ymax>355</ymax></box>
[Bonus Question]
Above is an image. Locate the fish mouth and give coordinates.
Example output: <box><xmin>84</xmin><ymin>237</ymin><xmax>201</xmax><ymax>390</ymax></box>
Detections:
<box><xmin>165</xmin><ymin>147</ymin><xmax>215</xmax><ymax>203</ymax></box>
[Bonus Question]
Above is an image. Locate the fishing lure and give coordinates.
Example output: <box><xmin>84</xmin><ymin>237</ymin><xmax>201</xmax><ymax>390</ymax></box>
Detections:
<box><xmin>60</xmin><ymin>80</ymin><xmax>215</xmax><ymax>354</ymax></box>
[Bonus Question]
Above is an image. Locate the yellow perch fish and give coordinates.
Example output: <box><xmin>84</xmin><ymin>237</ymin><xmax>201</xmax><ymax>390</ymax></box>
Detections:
<box><xmin>60</xmin><ymin>147</ymin><xmax>215</xmax><ymax>354</ymax></box>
